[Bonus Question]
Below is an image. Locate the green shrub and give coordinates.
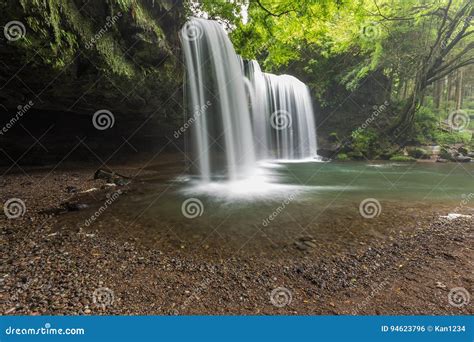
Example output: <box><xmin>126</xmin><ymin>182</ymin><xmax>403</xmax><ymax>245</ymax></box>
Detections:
<box><xmin>347</xmin><ymin>151</ymin><xmax>364</xmax><ymax>160</ymax></box>
<box><xmin>434</xmin><ymin>131</ymin><xmax>472</xmax><ymax>145</ymax></box>
<box><xmin>413</xmin><ymin>106</ymin><xmax>438</xmax><ymax>144</ymax></box>
<box><xmin>351</xmin><ymin>129</ymin><xmax>379</xmax><ymax>158</ymax></box>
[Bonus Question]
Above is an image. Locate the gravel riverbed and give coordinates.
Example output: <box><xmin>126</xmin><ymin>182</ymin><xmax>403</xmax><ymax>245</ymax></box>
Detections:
<box><xmin>1</xmin><ymin>164</ymin><xmax>473</xmax><ymax>315</ymax></box>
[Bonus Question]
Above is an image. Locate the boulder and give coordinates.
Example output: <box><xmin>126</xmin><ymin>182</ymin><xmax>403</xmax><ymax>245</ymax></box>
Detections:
<box><xmin>454</xmin><ymin>155</ymin><xmax>471</xmax><ymax>163</ymax></box>
<box><xmin>317</xmin><ymin>142</ymin><xmax>342</xmax><ymax>159</ymax></box>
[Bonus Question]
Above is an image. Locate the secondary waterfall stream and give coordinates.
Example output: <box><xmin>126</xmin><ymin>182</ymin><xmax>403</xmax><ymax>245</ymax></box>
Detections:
<box><xmin>181</xmin><ymin>18</ymin><xmax>318</xmax><ymax>183</ymax></box>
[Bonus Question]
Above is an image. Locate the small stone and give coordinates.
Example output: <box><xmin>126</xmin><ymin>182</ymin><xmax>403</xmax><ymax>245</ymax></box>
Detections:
<box><xmin>5</xmin><ymin>307</ymin><xmax>16</xmax><ymax>314</ymax></box>
<box><xmin>66</xmin><ymin>186</ymin><xmax>78</xmax><ymax>193</ymax></box>
<box><xmin>294</xmin><ymin>241</ymin><xmax>308</xmax><ymax>251</ymax></box>
<box><xmin>303</xmin><ymin>240</ymin><xmax>317</xmax><ymax>248</ymax></box>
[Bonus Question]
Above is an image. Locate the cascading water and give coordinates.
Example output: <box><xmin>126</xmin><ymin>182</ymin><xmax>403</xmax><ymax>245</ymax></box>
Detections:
<box><xmin>245</xmin><ymin>60</ymin><xmax>271</xmax><ymax>159</ymax></box>
<box><xmin>180</xmin><ymin>18</ymin><xmax>256</xmax><ymax>182</ymax></box>
<box><xmin>263</xmin><ymin>74</ymin><xmax>318</xmax><ymax>160</ymax></box>
<box><xmin>181</xmin><ymin>18</ymin><xmax>319</xmax><ymax>183</ymax></box>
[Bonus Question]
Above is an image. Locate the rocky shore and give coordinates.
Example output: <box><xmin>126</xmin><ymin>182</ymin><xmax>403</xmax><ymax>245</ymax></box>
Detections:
<box><xmin>1</xmin><ymin>164</ymin><xmax>473</xmax><ymax>315</ymax></box>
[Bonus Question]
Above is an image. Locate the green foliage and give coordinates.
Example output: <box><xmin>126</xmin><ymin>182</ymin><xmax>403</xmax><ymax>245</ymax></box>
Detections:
<box><xmin>350</xmin><ymin>128</ymin><xmax>379</xmax><ymax>158</ymax></box>
<box><xmin>413</xmin><ymin>106</ymin><xmax>439</xmax><ymax>144</ymax></box>
<box><xmin>347</xmin><ymin>151</ymin><xmax>364</xmax><ymax>160</ymax></box>
<box><xmin>435</xmin><ymin>131</ymin><xmax>472</xmax><ymax>145</ymax></box>
<box><xmin>412</xmin><ymin>106</ymin><xmax>472</xmax><ymax>146</ymax></box>
<box><xmin>336</xmin><ymin>153</ymin><xmax>349</xmax><ymax>161</ymax></box>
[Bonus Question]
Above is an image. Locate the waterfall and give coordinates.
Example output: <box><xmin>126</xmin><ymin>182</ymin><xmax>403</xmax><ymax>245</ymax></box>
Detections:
<box><xmin>263</xmin><ymin>74</ymin><xmax>318</xmax><ymax>160</ymax></box>
<box><xmin>181</xmin><ymin>18</ymin><xmax>318</xmax><ymax>182</ymax></box>
<box><xmin>246</xmin><ymin>60</ymin><xmax>271</xmax><ymax>159</ymax></box>
<box><xmin>180</xmin><ymin>18</ymin><xmax>256</xmax><ymax>181</ymax></box>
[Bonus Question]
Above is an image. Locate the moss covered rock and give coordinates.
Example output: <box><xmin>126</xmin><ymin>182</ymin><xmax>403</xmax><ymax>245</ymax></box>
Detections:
<box><xmin>0</xmin><ymin>0</ymin><xmax>184</xmax><ymax>122</ymax></box>
<box><xmin>407</xmin><ymin>147</ymin><xmax>430</xmax><ymax>159</ymax></box>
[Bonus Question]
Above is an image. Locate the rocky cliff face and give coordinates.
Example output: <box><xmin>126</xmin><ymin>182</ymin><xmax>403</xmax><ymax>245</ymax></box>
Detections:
<box><xmin>0</xmin><ymin>0</ymin><xmax>185</xmax><ymax>165</ymax></box>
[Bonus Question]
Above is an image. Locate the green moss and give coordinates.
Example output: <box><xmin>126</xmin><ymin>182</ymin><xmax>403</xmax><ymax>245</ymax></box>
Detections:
<box><xmin>15</xmin><ymin>0</ymin><xmax>176</xmax><ymax>77</ymax></box>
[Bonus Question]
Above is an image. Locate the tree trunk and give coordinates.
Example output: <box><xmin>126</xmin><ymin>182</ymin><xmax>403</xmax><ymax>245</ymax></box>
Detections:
<box><xmin>455</xmin><ymin>68</ymin><xmax>463</xmax><ymax>109</ymax></box>
<box><xmin>434</xmin><ymin>79</ymin><xmax>442</xmax><ymax>109</ymax></box>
